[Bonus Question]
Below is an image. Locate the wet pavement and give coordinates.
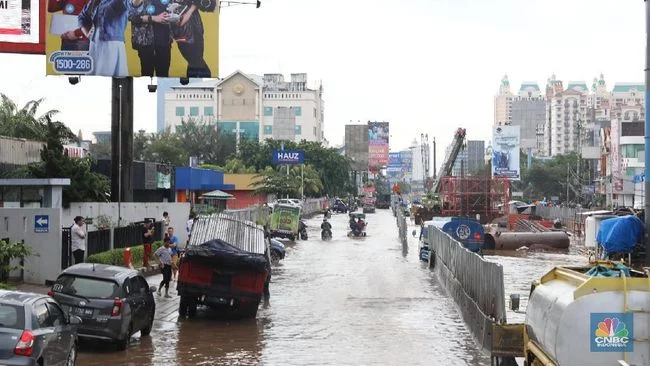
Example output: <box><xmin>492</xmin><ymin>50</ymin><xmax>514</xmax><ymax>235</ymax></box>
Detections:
<box><xmin>75</xmin><ymin>210</ymin><xmax>493</xmax><ymax>366</ymax></box>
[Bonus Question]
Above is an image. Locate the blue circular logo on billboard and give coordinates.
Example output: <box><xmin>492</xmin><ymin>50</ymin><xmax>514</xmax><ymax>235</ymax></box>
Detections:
<box><xmin>64</xmin><ymin>4</ymin><xmax>75</xmax><ymax>14</ymax></box>
<box><xmin>146</xmin><ymin>4</ymin><xmax>156</xmax><ymax>14</ymax></box>
<box><xmin>160</xmin><ymin>0</ymin><xmax>170</xmax><ymax>5</ymax></box>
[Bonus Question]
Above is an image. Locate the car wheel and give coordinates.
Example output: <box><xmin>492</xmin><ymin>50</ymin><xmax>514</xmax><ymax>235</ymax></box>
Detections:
<box><xmin>179</xmin><ymin>296</ymin><xmax>189</xmax><ymax>317</ymax></box>
<box><xmin>66</xmin><ymin>343</ymin><xmax>77</xmax><ymax>366</ymax></box>
<box><xmin>140</xmin><ymin>312</ymin><xmax>154</xmax><ymax>336</ymax></box>
<box><xmin>188</xmin><ymin>297</ymin><xmax>198</xmax><ymax>318</ymax></box>
<box><xmin>116</xmin><ymin>323</ymin><xmax>132</xmax><ymax>351</ymax></box>
<box><xmin>270</xmin><ymin>251</ymin><xmax>281</xmax><ymax>262</ymax></box>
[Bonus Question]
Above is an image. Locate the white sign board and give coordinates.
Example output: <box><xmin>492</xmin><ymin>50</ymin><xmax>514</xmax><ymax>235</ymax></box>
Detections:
<box><xmin>0</xmin><ymin>0</ymin><xmax>39</xmax><ymax>44</ymax></box>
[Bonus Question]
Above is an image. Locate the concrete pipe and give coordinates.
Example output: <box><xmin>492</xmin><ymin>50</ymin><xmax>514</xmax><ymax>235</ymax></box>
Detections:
<box><xmin>483</xmin><ymin>232</ymin><xmax>570</xmax><ymax>250</ymax></box>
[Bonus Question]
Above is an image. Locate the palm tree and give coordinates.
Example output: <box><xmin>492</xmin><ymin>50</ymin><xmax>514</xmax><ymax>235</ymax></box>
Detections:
<box><xmin>0</xmin><ymin>93</ymin><xmax>72</xmax><ymax>142</ymax></box>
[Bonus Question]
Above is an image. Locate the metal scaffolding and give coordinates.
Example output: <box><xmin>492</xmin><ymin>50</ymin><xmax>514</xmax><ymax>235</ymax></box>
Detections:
<box><xmin>440</xmin><ymin>176</ymin><xmax>511</xmax><ymax>223</ymax></box>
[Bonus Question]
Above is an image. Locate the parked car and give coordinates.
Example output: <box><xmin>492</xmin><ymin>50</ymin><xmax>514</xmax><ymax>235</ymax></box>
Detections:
<box><xmin>0</xmin><ymin>290</ymin><xmax>81</xmax><ymax>365</ymax></box>
<box><xmin>49</xmin><ymin>263</ymin><xmax>157</xmax><ymax>350</ymax></box>
<box><xmin>332</xmin><ymin>200</ymin><xmax>348</xmax><ymax>213</ymax></box>
<box><xmin>269</xmin><ymin>239</ymin><xmax>286</xmax><ymax>261</ymax></box>
<box><xmin>271</xmin><ymin>199</ymin><xmax>301</xmax><ymax>208</ymax></box>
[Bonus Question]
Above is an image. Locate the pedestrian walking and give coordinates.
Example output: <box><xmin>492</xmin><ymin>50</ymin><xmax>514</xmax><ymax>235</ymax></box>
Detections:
<box><xmin>166</xmin><ymin>227</ymin><xmax>180</xmax><ymax>280</ymax></box>
<box><xmin>142</xmin><ymin>219</ymin><xmax>155</xmax><ymax>268</ymax></box>
<box><xmin>154</xmin><ymin>239</ymin><xmax>173</xmax><ymax>298</ymax></box>
<box><xmin>71</xmin><ymin>216</ymin><xmax>86</xmax><ymax>264</ymax></box>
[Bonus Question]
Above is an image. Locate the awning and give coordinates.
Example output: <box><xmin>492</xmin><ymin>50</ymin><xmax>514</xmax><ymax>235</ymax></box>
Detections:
<box><xmin>199</xmin><ymin>190</ymin><xmax>234</xmax><ymax>200</ymax></box>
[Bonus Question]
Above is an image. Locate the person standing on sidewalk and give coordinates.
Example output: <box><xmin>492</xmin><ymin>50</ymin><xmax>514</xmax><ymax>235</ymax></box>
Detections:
<box><xmin>154</xmin><ymin>239</ymin><xmax>172</xmax><ymax>298</ymax></box>
<box><xmin>166</xmin><ymin>227</ymin><xmax>180</xmax><ymax>281</ymax></box>
<box><xmin>71</xmin><ymin>216</ymin><xmax>86</xmax><ymax>264</ymax></box>
<box><xmin>142</xmin><ymin>219</ymin><xmax>155</xmax><ymax>268</ymax></box>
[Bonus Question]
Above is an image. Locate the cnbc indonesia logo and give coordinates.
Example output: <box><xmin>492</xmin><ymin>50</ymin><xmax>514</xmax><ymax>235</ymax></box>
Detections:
<box><xmin>590</xmin><ymin>313</ymin><xmax>634</xmax><ymax>352</ymax></box>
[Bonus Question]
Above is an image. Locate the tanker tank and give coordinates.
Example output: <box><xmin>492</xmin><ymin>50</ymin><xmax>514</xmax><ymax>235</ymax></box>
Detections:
<box><xmin>524</xmin><ymin>263</ymin><xmax>649</xmax><ymax>366</ymax></box>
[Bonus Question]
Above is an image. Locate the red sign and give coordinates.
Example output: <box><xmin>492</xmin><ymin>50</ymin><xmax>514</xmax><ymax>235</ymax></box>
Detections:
<box><xmin>362</xmin><ymin>186</ymin><xmax>376</xmax><ymax>194</ymax></box>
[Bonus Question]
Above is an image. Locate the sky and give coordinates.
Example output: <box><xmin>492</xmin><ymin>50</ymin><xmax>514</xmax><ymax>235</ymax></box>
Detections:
<box><xmin>0</xmin><ymin>0</ymin><xmax>646</xmax><ymax>162</ymax></box>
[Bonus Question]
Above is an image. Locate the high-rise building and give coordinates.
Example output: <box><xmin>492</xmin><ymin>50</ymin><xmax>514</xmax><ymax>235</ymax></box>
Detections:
<box><xmin>344</xmin><ymin>124</ymin><xmax>369</xmax><ymax>172</ymax></box>
<box><xmin>494</xmin><ymin>75</ymin><xmax>512</xmax><ymax>126</ymax></box>
<box><xmin>544</xmin><ymin>76</ymin><xmax>588</xmax><ymax>156</ymax></box>
<box><xmin>262</xmin><ymin>73</ymin><xmax>324</xmax><ymax>142</ymax></box>
<box><xmin>162</xmin><ymin>71</ymin><xmax>325</xmax><ymax>143</ymax></box>
<box><xmin>511</xmin><ymin>82</ymin><xmax>545</xmax><ymax>154</ymax></box>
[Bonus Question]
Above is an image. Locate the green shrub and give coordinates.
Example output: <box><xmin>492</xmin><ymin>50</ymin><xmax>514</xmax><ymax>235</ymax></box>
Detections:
<box><xmin>87</xmin><ymin>241</ymin><xmax>163</xmax><ymax>267</ymax></box>
<box><xmin>0</xmin><ymin>283</ymin><xmax>16</xmax><ymax>290</ymax></box>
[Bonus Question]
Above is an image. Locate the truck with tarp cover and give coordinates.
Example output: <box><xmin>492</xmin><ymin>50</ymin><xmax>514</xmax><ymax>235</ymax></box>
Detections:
<box><xmin>177</xmin><ymin>214</ymin><xmax>270</xmax><ymax>318</ymax></box>
<box><xmin>269</xmin><ymin>203</ymin><xmax>301</xmax><ymax>240</ymax></box>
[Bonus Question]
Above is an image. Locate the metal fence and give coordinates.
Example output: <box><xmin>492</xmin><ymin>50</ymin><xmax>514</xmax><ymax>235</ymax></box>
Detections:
<box><xmin>533</xmin><ymin>205</ymin><xmax>582</xmax><ymax>223</ymax></box>
<box><xmin>188</xmin><ymin>214</ymin><xmax>266</xmax><ymax>254</ymax></box>
<box><xmin>428</xmin><ymin>226</ymin><xmax>507</xmax><ymax>351</ymax></box>
<box><xmin>221</xmin><ymin>198</ymin><xmax>327</xmax><ymax>224</ymax></box>
<box><xmin>87</xmin><ymin>229</ymin><xmax>111</xmax><ymax>256</ymax></box>
<box><xmin>112</xmin><ymin>220</ymin><xmax>163</xmax><ymax>249</ymax></box>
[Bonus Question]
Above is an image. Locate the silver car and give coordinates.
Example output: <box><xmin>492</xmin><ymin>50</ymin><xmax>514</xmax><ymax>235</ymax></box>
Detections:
<box><xmin>49</xmin><ymin>264</ymin><xmax>156</xmax><ymax>350</ymax></box>
<box><xmin>0</xmin><ymin>290</ymin><xmax>80</xmax><ymax>365</ymax></box>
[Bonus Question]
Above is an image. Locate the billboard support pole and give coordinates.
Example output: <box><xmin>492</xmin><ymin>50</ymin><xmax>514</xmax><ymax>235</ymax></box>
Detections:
<box><xmin>643</xmin><ymin>0</ymin><xmax>650</xmax><ymax>266</ymax></box>
<box><xmin>110</xmin><ymin>77</ymin><xmax>134</xmax><ymax>204</ymax></box>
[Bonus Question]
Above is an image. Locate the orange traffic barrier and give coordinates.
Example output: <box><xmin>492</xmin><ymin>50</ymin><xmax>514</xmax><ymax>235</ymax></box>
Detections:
<box><xmin>124</xmin><ymin>247</ymin><xmax>132</xmax><ymax>268</ymax></box>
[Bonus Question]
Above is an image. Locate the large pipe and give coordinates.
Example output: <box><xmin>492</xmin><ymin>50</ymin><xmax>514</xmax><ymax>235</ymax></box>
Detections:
<box><xmin>645</xmin><ymin>0</ymin><xmax>650</xmax><ymax>266</ymax></box>
<box><xmin>484</xmin><ymin>232</ymin><xmax>570</xmax><ymax>250</ymax></box>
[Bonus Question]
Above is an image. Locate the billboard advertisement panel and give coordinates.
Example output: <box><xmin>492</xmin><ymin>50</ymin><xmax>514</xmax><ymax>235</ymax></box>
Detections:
<box><xmin>45</xmin><ymin>0</ymin><xmax>219</xmax><ymax>78</ymax></box>
<box><xmin>272</xmin><ymin>150</ymin><xmax>305</xmax><ymax>165</ymax></box>
<box><xmin>388</xmin><ymin>152</ymin><xmax>401</xmax><ymax>168</ymax></box>
<box><xmin>0</xmin><ymin>0</ymin><xmax>45</xmax><ymax>54</ymax></box>
<box><xmin>368</xmin><ymin>121</ymin><xmax>389</xmax><ymax>170</ymax></box>
<box><xmin>491</xmin><ymin>125</ymin><xmax>521</xmax><ymax>180</ymax></box>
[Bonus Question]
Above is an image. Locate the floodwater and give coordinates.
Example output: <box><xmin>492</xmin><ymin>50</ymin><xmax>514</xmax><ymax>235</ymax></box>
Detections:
<box><xmin>76</xmin><ymin>210</ymin><xmax>492</xmax><ymax>366</ymax></box>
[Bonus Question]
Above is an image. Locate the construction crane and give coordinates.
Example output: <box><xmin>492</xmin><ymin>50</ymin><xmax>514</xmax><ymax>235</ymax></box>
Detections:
<box><xmin>414</xmin><ymin>128</ymin><xmax>466</xmax><ymax>224</ymax></box>
<box><xmin>431</xmin><ymin>128</ymin><xmax>466</xmax><ymax>194</ymax></box>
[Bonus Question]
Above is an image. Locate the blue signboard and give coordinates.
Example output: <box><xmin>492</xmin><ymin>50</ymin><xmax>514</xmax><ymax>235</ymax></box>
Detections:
<box><xmin>272</xmin><ymin>150</ymin><xmax>305</xmax><ymax>165</ymax></box>
<box><xmin>34</xmin><ymin>215</ymin><xmax>49</xmax><ymax>233</ymax></box>
<box><xmin>388</xmin><ymin>152</ymin><xmax>402</xmax><ymax>168</ymax></box>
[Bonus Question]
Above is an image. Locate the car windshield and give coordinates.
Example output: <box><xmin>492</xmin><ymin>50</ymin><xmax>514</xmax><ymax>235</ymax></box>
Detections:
<box><xmin>54</xmin><ymin>275</ymin><xmax>121</xmax><ymax>299</ymax></box>
<box><xmin>0</xmin><ymin>304</ymin><xmax>24</xmax><ymax>329</ymax></box>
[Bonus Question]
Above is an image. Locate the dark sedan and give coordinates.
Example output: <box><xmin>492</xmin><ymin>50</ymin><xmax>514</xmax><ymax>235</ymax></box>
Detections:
<box><xmin>0</xmin><ymin>290</ymin><xmax>80</xmax><ymax>365</ymax></box>
<box><xmin>49</xmin><ymin>264</ymin><xmax>156</xmax><ymax>350</ymax></box>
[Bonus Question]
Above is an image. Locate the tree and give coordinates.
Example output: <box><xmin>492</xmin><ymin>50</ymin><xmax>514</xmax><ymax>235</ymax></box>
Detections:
<box><xmin>9</xmin><ymin>117</ymin><xmax>110</xmax><ymax>207</ymax></box>
<box><xmin>200</xmin><ymin>158</ymin><xmax>257</xmax><ymax>173</ymax></box>
<box><xmin>0</xmin><ymin>94</ymin><xmax>75</xmax><ymax>142</ymax></box>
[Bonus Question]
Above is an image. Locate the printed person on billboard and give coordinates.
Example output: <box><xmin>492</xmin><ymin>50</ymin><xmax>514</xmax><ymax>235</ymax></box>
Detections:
<box><xmin>168</xmin><ymin>0</ymin><xmax>215</xmax><ymax>78</ymax></box>
<box><xmin>48</xmin><ymin>0</ymin><xmax>91</xmax><ymax>51</ymax></box>
<box><xmin>78</xmin><ymin>0</ymin><xmax>130</xmax><ymax>77</ymax></box>
<box><xmin>129</xmin><ymin>0</ymin><xmax>172</xmax><ymax>77</ymax></box>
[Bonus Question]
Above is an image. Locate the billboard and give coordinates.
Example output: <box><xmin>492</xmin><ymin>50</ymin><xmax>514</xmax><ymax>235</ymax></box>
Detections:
<box><xmin>368</xmin><ymin>121</ymin><xmax>389</xmax><ymax>170</ymax></box>
<box><xmin>491</xmin><ymin>125</ymin><xmax>521</xmax><ymax>180</ymax></box>
<box><xmin>388</xmin><ymin>152</ymin><xmax>401</xmax><ymax>168</ymax></box>
<box><xmin>0</xmin><ymin>0</ymin><xmax>45</xmax><ymax>54</ymax></box>
<box><xmin>272</xmin><ymin>150</ymin><xmax>305</xmax><ymax>165</ymax></box>
<box><xmin>45</xmin><ymin>0</ymin><xmax>219</xmax><ymax>78</ymax></box>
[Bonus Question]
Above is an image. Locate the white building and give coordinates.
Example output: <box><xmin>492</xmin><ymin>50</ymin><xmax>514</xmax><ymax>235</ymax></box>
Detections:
<box><xmin>162</xmin><ymin>71</ymin><xmax>325</xmax><ymax>143</ymax></box>
<box><xmin>494</xmin><ymin>75</ymin><xmax>512</xmax><ymax>126</ymax></box>
<box><xmin>544</xmin><ymin>78</ymin><xmax>588</xmax><ymax>156</ymax></box>
<box><xmin>261</xmin><ymin>73</ymin><xmax>324</xmax><ymax>142</ymax></box>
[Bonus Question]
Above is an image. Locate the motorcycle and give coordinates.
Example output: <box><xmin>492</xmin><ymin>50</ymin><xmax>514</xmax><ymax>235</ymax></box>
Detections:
<box><xmin>324</xmin><ymin>209</ymin><xmax>332</xmax><ymax>219</ymax></box>
<box><xmin>321</xmin><ymin>228</ymin><xmax>332</xmax><ymax>240</ymax></box>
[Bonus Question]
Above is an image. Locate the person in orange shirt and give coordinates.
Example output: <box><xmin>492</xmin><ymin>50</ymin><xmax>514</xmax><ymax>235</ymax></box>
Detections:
<box><xmin>48</xmin><ymin>0</ymin><xmax>91</xmax><ymax>51</ymax></box>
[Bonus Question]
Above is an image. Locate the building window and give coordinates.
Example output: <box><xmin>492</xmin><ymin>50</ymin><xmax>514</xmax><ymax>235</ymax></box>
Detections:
<box><xmin>623</xmin><ymin>144</ymin><xmax>644</xmax><ymax>159</ymax></box>
<box><xmin>175</xmin><ymin>106</ymin><xmax>185</xmax><ymax>116</ymax></box>
<box><xmin>264</xmin><ymin>125</ymin><xmax>272</xmax><ymax>135</ymax></box>
<box><xmin>264</xmin><ymin>106</ymin><xmax>273</xmax><ymax>116</ymax></box>
<box><xmin>190</xmin><ymin>106</ymin><xmax>199</xmax><ymax>116</ymax></box>
<box><xmin>204</xmin><ymin>106</ymin><xmax>214</xmax><ymax>116</ymax></box>
<box><xmin>294</xmin><ymin>106</ymin><xmax>302</xmax><ymax>116</ymax></box>
<box><xmin>626</xmin><ymin>167</ymin><xmax>638</xmax><ymax>176</ymax></box>
<box><xmin>295</xmin><ymin>125</ymin><xmax>302</xmax><ymax>135</ymax></box>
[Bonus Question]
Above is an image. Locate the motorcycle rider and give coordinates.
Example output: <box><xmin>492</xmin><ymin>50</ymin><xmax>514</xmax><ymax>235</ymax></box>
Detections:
<box><xmin>321</xmin><ymin>218</ymin><xmax>332</xmax><ymax>232</ymax></box>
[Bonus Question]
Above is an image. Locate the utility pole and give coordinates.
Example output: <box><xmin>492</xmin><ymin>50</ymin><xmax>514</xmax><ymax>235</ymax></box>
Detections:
<box><xmin>566</xmin><ymin>163</ymin><xmax>570</xmax><ymax>203</ymax></box>
<box><xmin>644</xmin><ymin>0</ymin><xmax>650</xmax><ymax>266</ymax></box>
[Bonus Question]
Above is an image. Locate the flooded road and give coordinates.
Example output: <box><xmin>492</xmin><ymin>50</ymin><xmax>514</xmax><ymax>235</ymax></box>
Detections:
<box><xmin>76</xmin><ymin>210</ymin><xmax>491</xmax><ymax>365</ymax></box>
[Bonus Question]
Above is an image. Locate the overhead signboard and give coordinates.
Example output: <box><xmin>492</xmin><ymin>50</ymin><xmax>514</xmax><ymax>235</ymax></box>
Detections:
<box><xmin>45</xmin><ymin>0</ymin><xmax>219</xmax><ymax>78</ymax></box>
<box><xmin>0</xmin><ymin>0</ymin><xmax>45</xmax><ymax>54</ymax></box>
<box><xmin>272</xmin><ymin>150</ymin><xmax>305</xmax><ymax>165</ymax></box>
<box><xmin>491</xmin><ymin>125</ymin><xmax>521</xmax><ymax>181</ymax></box>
